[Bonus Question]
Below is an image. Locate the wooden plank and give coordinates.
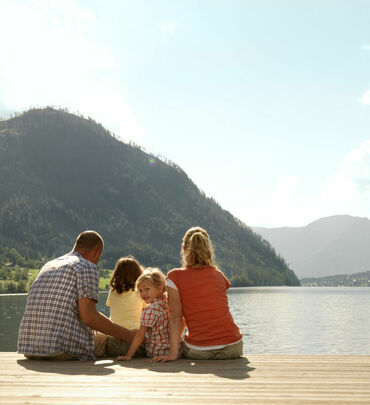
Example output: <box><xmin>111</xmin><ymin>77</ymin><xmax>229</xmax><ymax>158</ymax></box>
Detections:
<box><xmin>0</xmin><ymin>353</ymin><xmax>370</xmax><ymax>404</ymax></box>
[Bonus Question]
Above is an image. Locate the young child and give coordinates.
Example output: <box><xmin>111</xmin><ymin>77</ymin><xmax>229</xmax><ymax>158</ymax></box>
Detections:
<box><xmin>117</xmin><ymin>267</ymin><xmax>170</xmax><ymax>360</ymax></box>
<box><xmin>104</xmin><ymin>256</ymin><xmax>146</xmax><ymax>357</ymax></box>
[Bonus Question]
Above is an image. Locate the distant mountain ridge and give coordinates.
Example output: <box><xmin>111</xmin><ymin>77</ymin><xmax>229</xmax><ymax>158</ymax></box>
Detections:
<box><xmin>0</xmin><ymin>108</ymin><xmax>299</xmax><ymax>286</ymax></box>
<box><xmin>301</xmin><ymin>270</ymin><xmax>370</xmax><ymax>287</ymax></box>
<box><xmin>253</xmin><ymin>215</ymin><xmax>370</xmax><ymax>278</ymax></box>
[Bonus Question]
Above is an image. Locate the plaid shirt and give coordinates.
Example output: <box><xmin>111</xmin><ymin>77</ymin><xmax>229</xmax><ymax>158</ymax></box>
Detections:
<box><xmin>140</xmin><ymin>297</ymin><xmax>169</xmax><ymax>357</ymax></box>
<box><xmin>17</xmin><ymin>252</ymin><xmax>99</xmax><ymax>360</ymax></box>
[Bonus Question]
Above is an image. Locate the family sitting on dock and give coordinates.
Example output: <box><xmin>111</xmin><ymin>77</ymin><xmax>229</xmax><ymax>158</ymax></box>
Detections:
<box><xmin>17</xmin><ymin>227</ymin><xmax>243</xmax><ymax>362</ymax></box>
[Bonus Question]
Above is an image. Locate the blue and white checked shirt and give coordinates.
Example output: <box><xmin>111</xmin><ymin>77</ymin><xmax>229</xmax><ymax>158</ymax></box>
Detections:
<box><xmin>17</xmin><ymin>251</ymin><xmax>99</xmax><ymax>360</ymax></box>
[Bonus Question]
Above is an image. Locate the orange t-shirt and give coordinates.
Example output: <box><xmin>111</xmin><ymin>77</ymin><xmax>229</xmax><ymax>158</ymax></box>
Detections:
<box><xmin>167</xmin><ymin>266</ymin><xmax>242</xmax><ymax>347</ymax></box>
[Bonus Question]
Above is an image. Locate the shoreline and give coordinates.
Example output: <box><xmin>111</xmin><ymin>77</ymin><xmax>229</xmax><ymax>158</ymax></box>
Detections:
<box><xmin>2</xmin><ymin>285</ymin><xmax>370</xmax><ymax>296</ymax></box>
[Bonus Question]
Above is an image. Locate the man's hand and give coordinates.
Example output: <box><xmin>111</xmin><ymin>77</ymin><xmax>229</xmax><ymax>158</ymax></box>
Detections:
<box><xmin>116</xmin><ymin>355</ymin><xmax>132</xmax><ymax>361</ymax></box>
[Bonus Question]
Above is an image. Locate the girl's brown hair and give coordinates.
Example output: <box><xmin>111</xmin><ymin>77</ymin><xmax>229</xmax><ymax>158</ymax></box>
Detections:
<box><xmin>110</xmin><ymin>257</ymin><xmax>143</xmax><ymax>294</ymax></box>
<box><xmin>181</xmin><ymin>226</ymin><xmax>216</xmax><ymax>268</ymax></box>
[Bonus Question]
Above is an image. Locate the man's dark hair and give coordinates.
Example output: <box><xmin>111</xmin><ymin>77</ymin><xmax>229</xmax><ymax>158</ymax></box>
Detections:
<box><xmin>73</xmin><ymin>230</ymin><xmax>104</xmax><ymax>252</ymax></box>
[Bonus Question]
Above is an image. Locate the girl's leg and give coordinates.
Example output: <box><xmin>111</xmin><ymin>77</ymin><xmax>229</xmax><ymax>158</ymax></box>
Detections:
<box><xmin>106</xmin><ymin>337</ymin><xmax>145</xmax><ymax>358</ymax></box>
<box><xmin>106</xmin><ymin>337</ymin><xmax>130</xmax><ymax>357</ymax></box>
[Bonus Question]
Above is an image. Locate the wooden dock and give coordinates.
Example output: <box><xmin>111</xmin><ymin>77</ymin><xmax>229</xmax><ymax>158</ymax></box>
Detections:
<box><xmin>1</xmin><ymin>352</ymin><xmax>370</xmax><ymax>404</ymax></box>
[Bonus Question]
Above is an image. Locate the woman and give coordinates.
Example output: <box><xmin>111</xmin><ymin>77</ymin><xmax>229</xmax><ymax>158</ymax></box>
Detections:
<box><xmin>152</xmin><ymin>226</ymin><xmax>242</xmax><ymax>362</ymax></box>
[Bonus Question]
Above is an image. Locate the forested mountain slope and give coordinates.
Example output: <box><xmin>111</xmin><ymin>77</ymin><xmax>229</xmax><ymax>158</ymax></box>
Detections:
<box><xmin>0</xmin><ymin>108</ymin><xmax>299</xmax><ymax>286</ymax></box>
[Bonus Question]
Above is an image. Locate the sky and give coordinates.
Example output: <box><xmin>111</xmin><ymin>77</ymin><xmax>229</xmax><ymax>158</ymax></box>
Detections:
<box><xmin>1</xmin><ymin>0</ymin><xmax>370</xmax><ymax>228</ymax></box>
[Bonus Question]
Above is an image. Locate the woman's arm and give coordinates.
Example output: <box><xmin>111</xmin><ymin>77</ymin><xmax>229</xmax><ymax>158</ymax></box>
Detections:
<box><xmin>117</xmin><ymin>326</ymin><xmax>147</xmax><ymax>360</ymax></box>
<box><xmin>151</xmin><ymin>287</ymin><xmax>185</xmax><ymax>362</ymax></box>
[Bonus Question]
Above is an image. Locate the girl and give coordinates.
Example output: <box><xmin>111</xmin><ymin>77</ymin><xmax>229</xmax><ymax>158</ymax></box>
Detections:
<box><xmin>152</xmin><ymin>226</ymin><xmax>243</xmax><ymax>362</ymax></box>
<box><xmin>117</xmin><ymin>267</ymin><xmax>170</xmax><ymax>360</ymax></box>
<box><xmin>104</xmin><ymin>256</ymin><xmax>145</xmax><ymax>357</ymax></box>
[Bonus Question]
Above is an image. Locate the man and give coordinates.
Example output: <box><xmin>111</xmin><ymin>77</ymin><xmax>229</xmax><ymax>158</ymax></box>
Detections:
<box><xmin>17</xmin><ymin>230</ymin><xmax>134</xmax><ymax>360</ymax></box>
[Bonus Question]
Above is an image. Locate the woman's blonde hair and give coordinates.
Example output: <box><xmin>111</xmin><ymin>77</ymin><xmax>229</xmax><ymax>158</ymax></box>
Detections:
<box><xmin>181</xmin><ymin>226</ymin><xmax>215</xmax><ymax>267</ymax></box>
<box><xmin>135</xmin><ymin>267</ymin><xmax>166</xmax><ymax>291</ymax></box>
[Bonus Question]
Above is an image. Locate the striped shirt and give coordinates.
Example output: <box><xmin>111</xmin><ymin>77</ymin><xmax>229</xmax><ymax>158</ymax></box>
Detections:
<box><xmin>140</xmin><ymin>297</ymin><xmax>169</xmax><ymax>357</ymax></box>
<box><xmin>17</xmin><ymin>251</ymin><xmax>99</xmax><ymax>360</ymax></box>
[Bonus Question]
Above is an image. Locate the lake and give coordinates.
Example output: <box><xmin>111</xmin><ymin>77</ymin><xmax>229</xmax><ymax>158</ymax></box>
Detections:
<box><xmin>1</xmin><ymin>287</ymin><xmax>369</xmax><ymax>354</ymax></box>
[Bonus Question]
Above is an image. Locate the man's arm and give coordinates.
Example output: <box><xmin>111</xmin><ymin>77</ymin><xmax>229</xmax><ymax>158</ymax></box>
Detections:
<box><xmin>78</xmin><ymin>297</ymin><xmax>136</xmax><ymax>343</ymax></box>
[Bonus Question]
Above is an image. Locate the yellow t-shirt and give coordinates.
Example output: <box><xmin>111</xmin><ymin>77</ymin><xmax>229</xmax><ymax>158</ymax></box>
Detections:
<box><xmin>106</xmin><ymin>289</ymin><xmax>145</xmax><ymax>330</ymax></box>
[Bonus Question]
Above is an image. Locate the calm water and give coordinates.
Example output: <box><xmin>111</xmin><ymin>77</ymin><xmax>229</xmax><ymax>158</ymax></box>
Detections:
<box><xmin>1</xmin><ymin>287</ymin><xmax>369</xmax><ymax>354</ymax></box>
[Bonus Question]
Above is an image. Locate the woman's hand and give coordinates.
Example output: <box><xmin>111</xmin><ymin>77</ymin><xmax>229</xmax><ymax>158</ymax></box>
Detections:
<box><xmin>150</xmin><ymin>353</ymin><xmax>178</xmax><ymax>363</ymax></box>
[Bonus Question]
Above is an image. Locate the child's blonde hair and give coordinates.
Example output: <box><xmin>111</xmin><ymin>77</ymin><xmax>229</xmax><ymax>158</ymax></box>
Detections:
<box><xmin>135</xmin><ymin>267</ymin><xmax>166</xmax><ymax>292</ymax></box>
<box><xmin>181</xmin><ymin>226</ymin><xmax>216</xmax><ymax>267</ymax></box>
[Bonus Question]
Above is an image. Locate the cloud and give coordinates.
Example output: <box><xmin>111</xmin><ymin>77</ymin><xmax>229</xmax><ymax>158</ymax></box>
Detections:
<box><xmin>242</xmin><ymin>175</ymin><xmax>303</xmax><ymax>227</ymax></box>
<box><xmin>262</xmin><ymin>142</ymin><xmax>370</xmax><ymax>227</ymax></box>
<box><xmin>360</xmin><ymin>90</ymin><xmax>370</xmax><ymax>105</ymax></box>
<box><xmin>161</xmin><ymin>22</ymin><xmax>177</xmax><ymax>33</ymax></box>
<box><xmin>246</xmin><ymin>148</ymin><xmax>370</xmax><ymax>227</ymax></box>
<box><xmin>272</xmin><ymin>176</ymin><xmax>298</xmax><ymax>200</ymax></box>
<box><xmin>261</xmin><ymin>176</ymin><xmax>303</xmax><ymax>225</ymax></box>
<box><xmin>0</xmin><ymin>0</ymin><xmax>146</xmax><ymax>144</ymax></box>
<box><xmin>323</xmin><ymin>141</ymin><xmax>370</xmax><ymax>204</ymax></box>
<box><xmin>359</xmin><ymin>43</ymin><xmax>370</xmax><ymax>105</ymax></box>
<box><xmin>346</xmin><ymin>141</ymin><xmax>370</xmax><ymax>191</ymax></box>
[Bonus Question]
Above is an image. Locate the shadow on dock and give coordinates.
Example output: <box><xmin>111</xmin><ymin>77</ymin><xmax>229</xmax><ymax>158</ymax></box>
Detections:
<box><xmin>17</xmin><ymin>358</ymin><xmax>116</xmax><ymax>375</ymax></box>
<box><xmin>116</xmin><ymin>357</ymin><xmax>254</xmax><ymax>380</ymax></box>
<box><xmin>16</xmin><ymin>356</ymin><xmax>254</xmax><ymax>379</ymax></box>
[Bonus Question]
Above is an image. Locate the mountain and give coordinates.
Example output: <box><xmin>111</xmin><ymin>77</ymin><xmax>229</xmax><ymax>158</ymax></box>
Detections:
<box><xmin>253</xmin><ymin>215</ymin><xmax>370</xmax><ymax>278</ymax></box>
<box><xmin>0</xmin><ymin>108</ymin><xmax>299</xmax><ymax>286</ymax></box>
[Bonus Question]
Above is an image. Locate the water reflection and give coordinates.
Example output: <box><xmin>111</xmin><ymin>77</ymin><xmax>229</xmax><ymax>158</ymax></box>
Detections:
<box><xmin>1</xmin><ymin>287</ymin><xmax>370</xmax><ymax>354</ymax></box>
<box><xmin>0</xmin><ymin>294</ymin><xmax>28</xmax><ymax>351</ymax></box>
<box><xmin>227</xmin><ymin>287</ymin><xmax>370</xmax><ymax>354</ymax></box>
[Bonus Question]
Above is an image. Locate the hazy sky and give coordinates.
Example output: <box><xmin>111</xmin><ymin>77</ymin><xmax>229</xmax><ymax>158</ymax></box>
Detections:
<box><xmin>1</xmin><ymin>0</ymin><xmax>370</xmax><ymax>227</ymax></box>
